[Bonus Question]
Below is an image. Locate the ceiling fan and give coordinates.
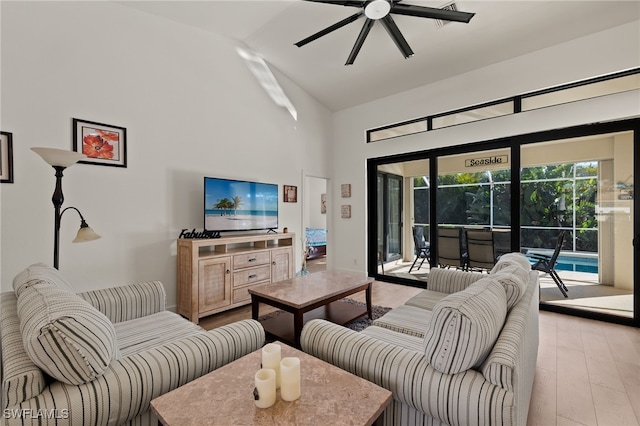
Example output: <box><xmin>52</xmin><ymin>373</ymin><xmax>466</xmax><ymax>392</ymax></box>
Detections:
<box><xmin>295</xmin><ymin>0</ymin><xmax>475</xmax><ymax>65</ymax></box>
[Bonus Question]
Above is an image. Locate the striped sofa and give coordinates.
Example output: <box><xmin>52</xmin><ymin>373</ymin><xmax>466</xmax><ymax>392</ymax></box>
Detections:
<box><xmin>1</xmin><ymin>263</ymin><xmax>265</xmax><ymax>426</ymax></box>
<box><xmin>301</xmin><ymin>253</ymin><xmax>539</xmax><ymax>426</ymax></box>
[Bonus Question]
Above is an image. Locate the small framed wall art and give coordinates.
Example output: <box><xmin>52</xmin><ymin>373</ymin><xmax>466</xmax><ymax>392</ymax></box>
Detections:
<box><xmin>284</xmin><ymin>185</ymin><xmax>297</xmax><ymax>203</ymax></box>
<box><xmin>0</xmin><ymin>131</ymin><xmax>14</xmax><ymax>183</ymax></box>
<box><xmin>341</xmin><ymin>205</ymin><xmax>351</xmax><ymax>219</ymax></box>
<box><xmin>73</xmin><ymin>118</ymin><xmax>127</xmax><ymax>168</ymax></box>
<box><xmin>341</xmin><ymin>183</ymin><xmax>351</xmax><ymax>198</ymax></box>
<box><xmin>321</xmin><ymin>193</ymin><xmax>327</xmax><ymax>214</ymax></box>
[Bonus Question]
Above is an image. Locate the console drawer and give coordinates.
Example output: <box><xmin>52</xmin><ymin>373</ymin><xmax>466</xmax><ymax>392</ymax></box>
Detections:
<box><xmin>233</xmin><ymin>265</ymin><xmax>271</xmax><ymax>287</ymax></box>
<box><xmin>233</xmin><ymin>251</ymin><xmax>271</xmax><ymax>269</ymax></box>
<box><xmin>233</xmin><ymin>284</ymin><xmax>264</xmax><ymax>304</ymax></box>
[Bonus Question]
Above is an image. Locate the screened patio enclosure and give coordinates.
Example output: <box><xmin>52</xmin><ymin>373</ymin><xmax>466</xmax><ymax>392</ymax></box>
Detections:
<box><xmin>369</xmin><ymin>122</ymin><xmax>637</xmax><ymax>325</ymax></box>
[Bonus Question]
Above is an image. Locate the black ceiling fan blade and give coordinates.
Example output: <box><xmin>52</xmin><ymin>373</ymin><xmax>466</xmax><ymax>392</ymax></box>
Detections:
<box><xmin>391</xmin><ymin>4</ymin><xmax>475</xmax><ymax>23</ymax></box>
<box><xmin>345</xmin><ymin>18</ymin><xmax>375</xmax><ymax>65</ymax></box>
<box><xmin>295</xmin><ymin>11</ymin><xmax>364</xmax><ymax>47</ymax></box>
<box><xmin>380</xmin><ymin>15</ymin><xmax>414</xmax><ymax>59</ymax></box>
<box><xmin>302</xmin><ymin>0</ymin><xmax>365</xmax><ymax>7</ymax></box>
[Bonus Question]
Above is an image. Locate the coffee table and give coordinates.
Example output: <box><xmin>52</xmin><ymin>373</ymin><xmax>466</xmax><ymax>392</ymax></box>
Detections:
<box><xmin>150</xmin><ymin>342</ymin><xmax>391</xmax><ymax>426</ymax></box>
<box><xmin>249</xmin><ymin>270</ymin><xmax>373</xmax><ymax>348</ymax></box>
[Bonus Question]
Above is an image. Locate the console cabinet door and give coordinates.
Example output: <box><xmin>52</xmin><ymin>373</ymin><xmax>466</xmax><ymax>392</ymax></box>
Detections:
<box><xmin>271</xmin><ymin>247</ymin><xmax>293</xmax><ymax>283</ymax></box>
<box><xmin>198</xmin><ymin>257</ymin><xmax>231</xmax><ymax>313</ymax></box>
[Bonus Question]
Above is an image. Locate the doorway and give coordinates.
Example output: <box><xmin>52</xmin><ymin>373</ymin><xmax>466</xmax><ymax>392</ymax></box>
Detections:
<box><xmin>303</xmin><ymin>175</ymin><xmax>328</xmax><ymax>273</ymax></box>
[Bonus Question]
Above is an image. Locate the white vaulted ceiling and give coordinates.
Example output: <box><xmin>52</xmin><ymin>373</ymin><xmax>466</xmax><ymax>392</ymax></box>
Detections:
<box><xmin>117</xmin><ymin>1</ymin><xmax>640</xmax><ymax>111</ymax></box>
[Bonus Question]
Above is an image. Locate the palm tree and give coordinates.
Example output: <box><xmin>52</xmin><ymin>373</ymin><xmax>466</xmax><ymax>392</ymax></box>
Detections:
<box><xmin>214</xmin><ymin>198</ymin><xmax>233</xmax><ymax>216</ymax></box>
<box><xmin>232</xmin><ymin>196</ymin><xmax>243</xmax><ymax>216</ymax></box>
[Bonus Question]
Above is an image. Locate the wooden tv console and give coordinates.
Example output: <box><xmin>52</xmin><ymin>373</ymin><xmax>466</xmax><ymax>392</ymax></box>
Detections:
<box><xmin>177</xmin><ymin>233</ymin><xmax>295</xmax><ymax>324</ymax></box>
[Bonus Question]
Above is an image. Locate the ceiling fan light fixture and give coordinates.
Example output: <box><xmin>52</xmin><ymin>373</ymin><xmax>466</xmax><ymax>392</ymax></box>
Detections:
<box><xmin>365</xmin><ymin>0</ymin><xmax>391</xmax><ymax>20</ymax></box>
<box><xmin>296</xmin><ymin>0</ymin><xmax>475</xmax><ymax>65</ymax></box>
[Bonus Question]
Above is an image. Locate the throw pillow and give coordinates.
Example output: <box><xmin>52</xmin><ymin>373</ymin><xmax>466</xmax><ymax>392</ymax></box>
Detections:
<box><xmin>13</xmin><ymin>262</ymin><xmax>75</xmax><ymax>296</ymax></box>
<box><xmin>423</xmin><ymin>277</ymin><xmax>507</xmax><ymax>374</ymax></box>
<box><xmin>17</xmin><ymin>281</ymin><xmax>119</xmax><ymax>385</ymax></box>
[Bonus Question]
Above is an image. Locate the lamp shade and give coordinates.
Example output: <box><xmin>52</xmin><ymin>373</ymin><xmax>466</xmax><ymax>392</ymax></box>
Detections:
<box><xmin>32</xmin><ymin>147</ymin><xmax>86</xmax><ymax>167</ymax></box>
<box><xmin>72</xmin><ymin>225</ymin><xmax>101</xmax><ymax>243</ymax></box>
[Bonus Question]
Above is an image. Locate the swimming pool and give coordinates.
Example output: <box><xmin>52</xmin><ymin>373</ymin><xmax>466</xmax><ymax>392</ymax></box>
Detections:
<box><xmin>556</xmin><ymin>255</ymin><xmax>598</xmax><ymax>273</ymax></box>
<box><xmin>528</xmin><ymin>254</ymin><xmax>598</xmax><ymax>274</ymax></box>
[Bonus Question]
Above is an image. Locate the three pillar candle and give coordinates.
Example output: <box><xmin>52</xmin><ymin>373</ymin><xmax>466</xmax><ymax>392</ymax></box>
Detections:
<box><xmin>254</xmin><ymin>343</ymin><xmax>301</xmax><ymax>408</ymax></box>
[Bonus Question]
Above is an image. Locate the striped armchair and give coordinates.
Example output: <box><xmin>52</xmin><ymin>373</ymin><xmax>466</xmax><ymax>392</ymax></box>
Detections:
<box><xmin>301</xmin><ymin>254</ymin><xmax>539</xmax><ymax>426</ymax></box>
<box><xmin>1</xmin><ymin>263</ymin><xmax>265</xmax><ymax>426</ymax></box>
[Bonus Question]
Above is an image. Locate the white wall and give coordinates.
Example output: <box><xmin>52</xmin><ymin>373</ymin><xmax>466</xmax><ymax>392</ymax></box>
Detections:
<box><xmin>0</xmin><ymin>1</ymin><xmax>332</xmax><ymax>306</ymax></box>
<box><xmin>330</xmin><ymin>20</ymin><xmax>640</xmax><ymax>273</ymax></box>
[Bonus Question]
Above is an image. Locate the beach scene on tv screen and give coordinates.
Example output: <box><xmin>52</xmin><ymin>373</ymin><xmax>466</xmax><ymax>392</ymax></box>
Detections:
<box><xmin>205</xmin><ymin>179</ymin><xmax>278</xmax><ymax>231</ymax></box>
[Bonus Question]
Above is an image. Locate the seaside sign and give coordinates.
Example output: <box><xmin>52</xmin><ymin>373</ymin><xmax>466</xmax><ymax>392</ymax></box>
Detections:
<box><xmin>465</xmin><ymin>155</ymin><xmax>508</xmax><ymax>168</ymax></box>
<box><xmin>178</xmin><ymin>228</ymin><xmax>221</xmax><ymax>239</ymax></box>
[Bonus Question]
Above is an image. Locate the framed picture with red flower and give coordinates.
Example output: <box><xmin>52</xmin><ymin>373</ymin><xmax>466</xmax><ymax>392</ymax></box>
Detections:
<box><xmin>72</xmin><ymin>118</ymin><xmax>127</xmax><ymax>168</ymax></box>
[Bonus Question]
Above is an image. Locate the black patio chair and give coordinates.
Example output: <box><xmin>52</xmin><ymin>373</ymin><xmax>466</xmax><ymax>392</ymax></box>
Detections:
<box><xmin>530</xmin><ymin>231</ymin><xmax>569</xmax><ymax>298</ymax></box>
<box><xmin>409</xmin><ymin>226</ymin><xmax>430</xmax><ymax>273</ymax></box>
<box><xmin>492</xmin><ymin>229</ymin><xmax>511</xmax><ymax>259</ymax></box>
<box><xmin>465</xmin><ymin>229</ymin><xmax>496</xmax><ymax>272</ymax></box>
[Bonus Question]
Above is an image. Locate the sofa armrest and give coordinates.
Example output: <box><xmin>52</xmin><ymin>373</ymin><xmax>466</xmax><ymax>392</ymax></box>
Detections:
<box><xmin>1</xmin><ymin>292</ymin><xmax>47</xmax><ymax>408</ymax></box>
<box><xmin>205</xmin><ymin>318</ymin><xmax>266</xmax><ymax>363</ymax></box>
<box><xmin>301</xmin><ymin>319</ymin><xmax>514</xmax><ymax>426</ymax></box>
<box><xmin>428</xmin><ymin>267</ymin><xmax>485</xmax><ymax>293</ymax></box>
<box><xmin>78</xmin><ymin>281</ymin><xmax>166</xmax><ymax>323</ymax></box>
<box><xmin>2</xmin><ymin>320</ymin><xmax>265</xmax><ymax>426</ymax></box>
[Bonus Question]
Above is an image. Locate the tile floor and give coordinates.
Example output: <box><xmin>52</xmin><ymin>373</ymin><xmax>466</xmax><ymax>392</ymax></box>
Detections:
<box><xmin>528</xmin><ymin>311</ymin><xmax>640</xmax><ymax>426</ymax></box>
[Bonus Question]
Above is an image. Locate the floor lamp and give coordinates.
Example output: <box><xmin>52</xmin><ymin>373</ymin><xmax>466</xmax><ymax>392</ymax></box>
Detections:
<box><xmin>32</xmin><ymin>147</ymin><xmax>101</xmax><ymax>270</ymax></box>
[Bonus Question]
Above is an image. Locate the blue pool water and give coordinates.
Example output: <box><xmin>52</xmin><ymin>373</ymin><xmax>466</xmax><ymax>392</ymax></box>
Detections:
<box><xmin>529</xmin><ymin>254</ymin><xmax>598</xmax><ymax>274</ymax></box>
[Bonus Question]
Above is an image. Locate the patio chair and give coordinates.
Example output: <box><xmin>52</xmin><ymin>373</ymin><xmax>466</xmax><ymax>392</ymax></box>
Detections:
<box><xmin>493</xmin><ymin>229</ymin><xmax>511</xmax><ymax>259</ymax></box>
<box><xmin>529</xmin><ymin>231</ymin><xmax>568</xmax><ymax>298</ymax></box>
<box><xmin>465</xmin><ymin>229</ymin><xmax>496</xmax><ymax>272</ymax></box>
<box><xmin>409</xmin><ymin>226</ymin><xmax>430</xmax><ymax>272</ymax></box>
<box><xmin>436</xmin><ymin>227</ymin><xmax>467</xmax><ymax>270</ymax></box>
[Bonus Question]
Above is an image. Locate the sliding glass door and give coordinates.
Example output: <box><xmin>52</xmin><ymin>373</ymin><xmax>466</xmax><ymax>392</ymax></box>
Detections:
<box><xmin>436</xmin><ymin>149</ymin><xmax>511</xmax><ymax>271</ymax></box>
<box><xmin>521</xmin><ymin>133</ymin><xmax>635</xmax><ymax>318</ymax></box>
<box><xmin>377</xmin><ymin>172</ymin><xmax>403</xmax><ymax>265</ymax></box>
<box><xmin>367</xmin><ymin>119</ymin><xmax>638</xmax><ymax>326</ymax></box>
<box><xmin>374</xmin><ymin>160</ymin><xmax>430</xmax><ymax>282</ymax></box>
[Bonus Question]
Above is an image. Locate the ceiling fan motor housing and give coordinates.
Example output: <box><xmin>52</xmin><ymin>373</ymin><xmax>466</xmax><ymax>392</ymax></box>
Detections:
<box><xmin>365</xmin><ymin>0</ymin><xmax>391</xmax><ymax>20</ymax></box>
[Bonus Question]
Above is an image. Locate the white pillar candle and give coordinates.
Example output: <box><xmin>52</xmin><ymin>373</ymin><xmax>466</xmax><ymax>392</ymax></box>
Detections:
<box><xmin>280</xmin><ymin>357</ymin><xmax>301</xmax><ymax>402</ymax></box>
<box><xmin>261</xmin><ymin>343</ymin><xmax>281</xmax><ymax>389</ymax></box>
<box><xmin>254</xmin><ymin>369</ymin><xmax>276</xmax><ymax>408</ymax></box>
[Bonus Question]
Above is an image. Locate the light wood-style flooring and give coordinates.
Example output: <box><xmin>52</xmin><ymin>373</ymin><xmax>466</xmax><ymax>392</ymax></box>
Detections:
<box><xmin>199</xmin><ymin>258</ymin><xmax>640</xmax><ymax>425</ymax></box>
<box><xmin>528</xmin><ymin>310</ymin><xmax>640</xmax><ymax>426</ymax></box>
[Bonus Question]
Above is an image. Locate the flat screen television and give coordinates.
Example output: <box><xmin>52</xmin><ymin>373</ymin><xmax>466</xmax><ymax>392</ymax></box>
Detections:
<box><xmin>204</xmin><ymin>177</ymin><xmax>278</xmax><ymax>232</ymax></box>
